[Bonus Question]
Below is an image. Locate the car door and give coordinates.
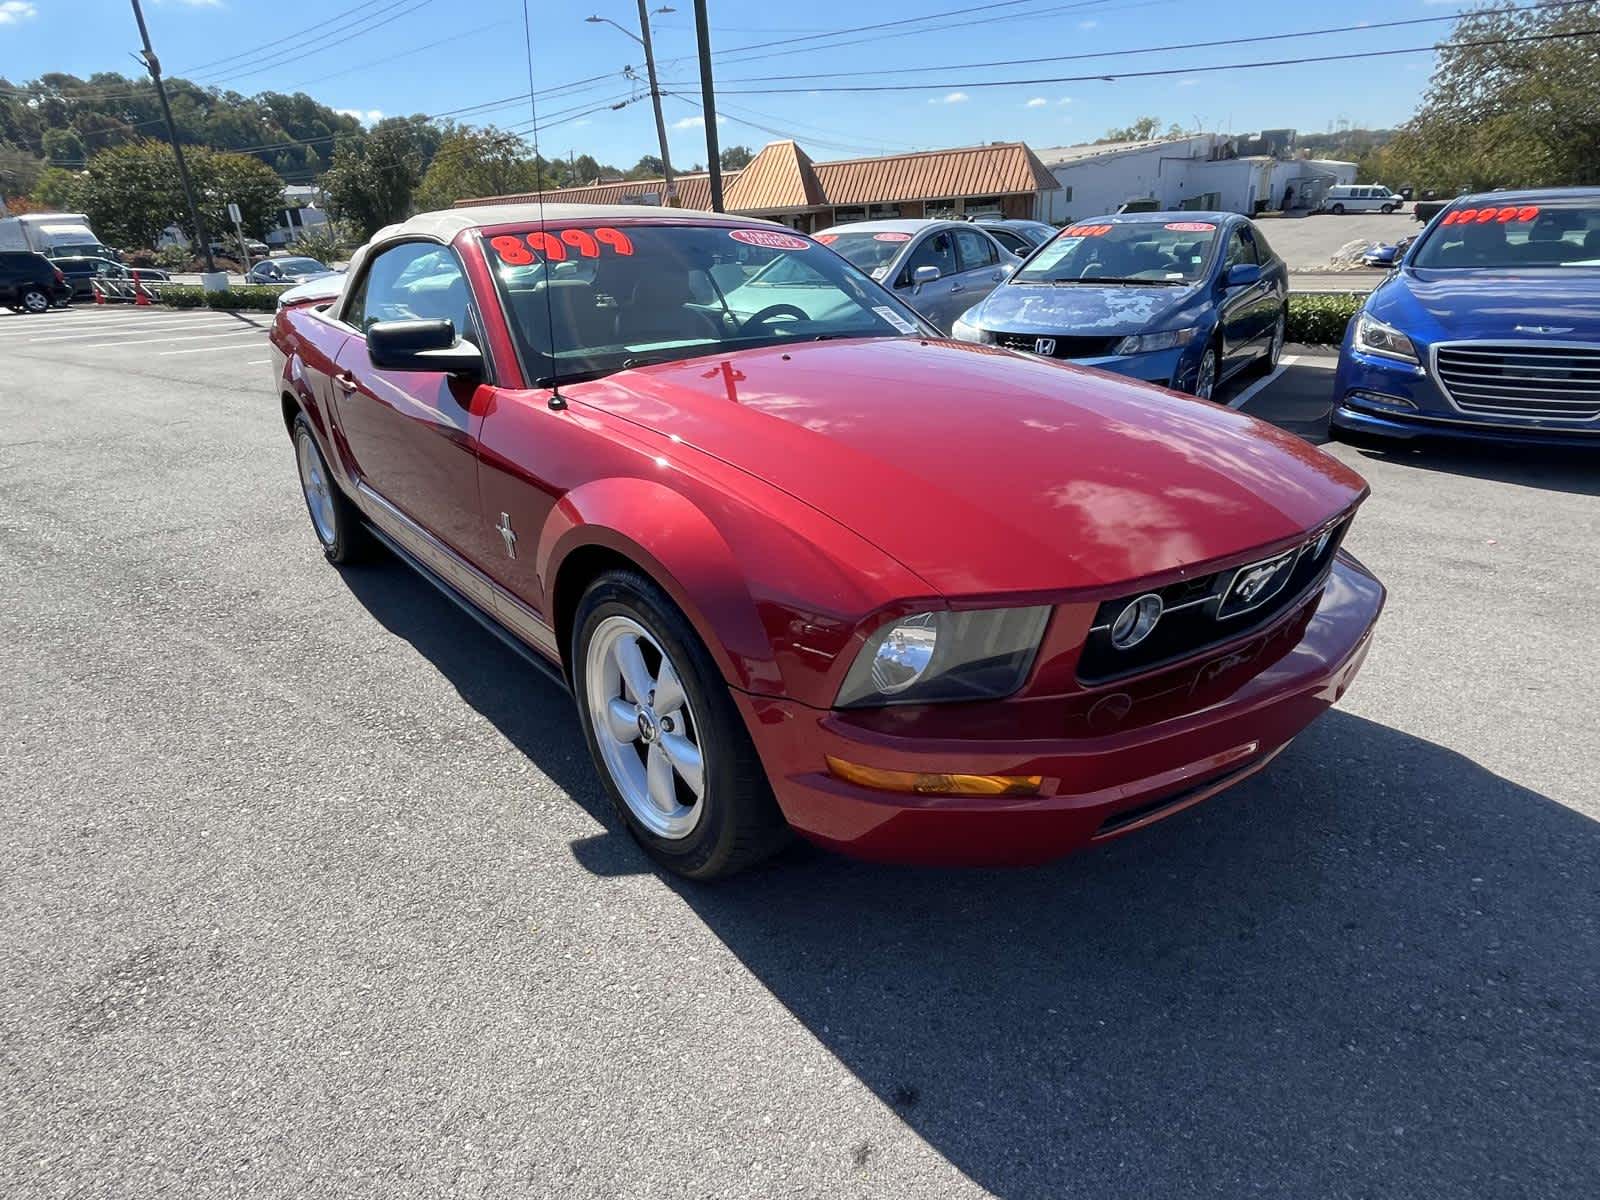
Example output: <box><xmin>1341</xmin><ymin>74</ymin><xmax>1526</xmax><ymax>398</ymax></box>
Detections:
<box><xmin>893</xmin><ymin>230</ymin><xmax>961</xmax><ymax>330</ymax></box>
<box><xmin>951</xmin><ymin>227</ymin><xmax>1012</xmax><ymax>322</ymax></box>
<box><xmin>1216</xmin><ymin>225</ymin><xmax>1265</xmax><ymax>370</ymax></box>
<box><xmin>331</xmin><ymin>239</ymin><xmax>498</xmax><ymax>565</ymax></box>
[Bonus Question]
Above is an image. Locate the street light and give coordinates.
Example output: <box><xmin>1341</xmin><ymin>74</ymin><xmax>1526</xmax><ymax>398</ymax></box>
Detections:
<box><xmin>585</xmin><ymin>5</ymin><xmax>677</xmax><ymax>202</ymax></box>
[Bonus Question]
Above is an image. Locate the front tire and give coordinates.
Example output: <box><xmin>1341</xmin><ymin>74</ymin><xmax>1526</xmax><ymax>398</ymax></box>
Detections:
<box><xmin>1330</xmin><ymin>203</ymin><xmax>1346</xmax><ymax>215</ymax></box>
<box><xmin>1262</xmin><ymin>307</ymin><xmax>1287</xmax><ymax>372</ymax></box>
<box><xmin>1380</xmin><ymin>203</ymin><xmax>1395</xmax><ymax>214</ymax></box>
<box><xmin>572</xmin><ymin>569</ymin><xmax>789</xmax><ymax>880</ymax></box>
<box><xmin>291</xmin><ymin>412</ymin><xmax>371</xmax><ymax>564</ymax></box>
<box><xmin>1190</xmin><ymin>344</ymin><xmax>1220</xmax><ymax>401</ymax></box>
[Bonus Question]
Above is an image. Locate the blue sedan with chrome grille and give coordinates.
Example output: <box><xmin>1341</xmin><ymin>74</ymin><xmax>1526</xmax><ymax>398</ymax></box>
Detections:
<box><xmin>948</xmin><ymin>212</ymin><xmax>1288</xmax><ymax>400</ymax></box>
<box><xmin>1331</xmin><ymin>187</ymin><xmax>1600</xmax><ymax>448</ymax></box>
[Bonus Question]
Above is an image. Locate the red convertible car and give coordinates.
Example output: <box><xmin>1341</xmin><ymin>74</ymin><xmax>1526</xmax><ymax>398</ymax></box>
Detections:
<box><xmin>270</xmin><ymin>204</ymin><xmax>1384</xmax><ymax>879</ymax></box>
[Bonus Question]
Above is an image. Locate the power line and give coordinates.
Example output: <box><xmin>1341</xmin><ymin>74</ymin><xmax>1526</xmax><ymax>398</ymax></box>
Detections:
<box><xmin>702</xmin><ymin>26</ymin><xmax>1600</xmax><ymax>95</ymax></box>
<box><xmin>695</xmin><ymin>0</ymin><xmax>1600</xmax><ymax>83</ymax></box>
<box><xmin>174</xmin><ymin>0</ymin><xmax>392</xmax><ymax>78</ymax></box>
<box><xmin>187</xmin><ymin>0</ymin><xmax>441</xmax><ymax>88</ymax></box>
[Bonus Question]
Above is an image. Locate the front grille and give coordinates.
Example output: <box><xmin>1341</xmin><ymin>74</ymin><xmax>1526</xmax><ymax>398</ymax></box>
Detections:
<box><xmin>992</xmin><ymin>331</ymin><xmax>1122</xmax><ymax>359</ymax></box>
<box><xmin>1076</xmin><ymin>518</ymin><xmax>1349</xmax><ymax>685</ymax></box>
<box><xmin>1434</xmin><ymin>343</ymin><xmax>1600</xmax><ymax>422</ymax></box>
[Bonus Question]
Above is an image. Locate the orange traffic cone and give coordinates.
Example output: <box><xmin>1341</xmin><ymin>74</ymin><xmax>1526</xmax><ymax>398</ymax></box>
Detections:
<box><xmin>133</xmin><ymin>270</ymin><xmax>149</xmax><ymax>306</ymax></box>
<box><xmin>93</xmin><ymin>282</ymin><xmax>105</xmax><ymax>305</ymax></box>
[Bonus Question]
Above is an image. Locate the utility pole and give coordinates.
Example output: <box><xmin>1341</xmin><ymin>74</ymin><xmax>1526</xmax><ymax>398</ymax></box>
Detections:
<box><xmin>634</xmin><ymin>0</ymin><xmax>675</xmax><ymax>205</ymax></box>
<box><xmin>129</xmin><ymin>0</ymin><xmax>215</xmax><ymax>274</ymax></box>
<box><xmin>693</xmin><ymin>0</ymin><xmax>723</xmax><ymax>212</ymax></box>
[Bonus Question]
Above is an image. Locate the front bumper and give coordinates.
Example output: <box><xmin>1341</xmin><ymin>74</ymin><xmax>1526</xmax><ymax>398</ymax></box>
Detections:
<box><xmin>1332</xmin><ymin>343</ymin><xmax>1600</xmax><ymax>447</ymax></box>
<box><xmin>1066</xmin><ymin>345</ymin><xmax>1193</xmax><ymax>389</ymax></box>
<box><xmin>736</xmin><ymin>554</ymin><xmax>1385</xmax><ymax>866</ymax></box>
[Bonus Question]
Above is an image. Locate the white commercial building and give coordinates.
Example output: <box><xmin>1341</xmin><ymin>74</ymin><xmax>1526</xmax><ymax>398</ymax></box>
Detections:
<box><xmin>1031</xmin><ymin>133</ymin><xmax>1357</xmax><ymax>223</ymax></box>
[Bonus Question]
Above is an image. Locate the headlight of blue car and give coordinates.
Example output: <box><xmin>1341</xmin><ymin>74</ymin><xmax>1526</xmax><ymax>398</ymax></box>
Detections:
<box><xmin>950</xmin><ymin>315</ymin><xmax>989</xmax><ymax>343</ymax></box>
<box><xmin>1352</xmin><ymin>311</ymin><xmax>1419</xmax><ymax>364</ymax></box>
<box><xmin>1114</xmin><ymin>327</ymin><xmax>1199</xmax><ymax>355</ymax></box>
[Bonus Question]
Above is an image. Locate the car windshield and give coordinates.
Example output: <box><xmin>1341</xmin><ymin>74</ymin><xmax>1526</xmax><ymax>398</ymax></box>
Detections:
<box><xmin>1411</xmin><ymin>201</ymin><xmax>1600</xmax><ymax>269</ymax></box>
<box><xmin>816</xmin><ymin>230</ymin><xmax>912</xmax><ymax>276</ymax></box>
<box><xmin>1014</xmin><ymin>220</ymin><xmax>1219</xmax><ymax>284</ymax></box>
<box><xmin>279</xmin><ymin>258</ymin><xmax>326</xmax><ymax>272</ymax></box>
<box><xmin>484</xmin><ymin>223</ymin><xmax>927</xmax><ymax>385</ymax></box>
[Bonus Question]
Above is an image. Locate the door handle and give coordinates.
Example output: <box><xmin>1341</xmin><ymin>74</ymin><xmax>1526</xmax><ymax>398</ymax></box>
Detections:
<box><xmin>333</xmin><ymin>371</ymin><xmax>359</xmax><ymax>393</ymax></box>
<box><xmin>950</xmin><ymin>281</ymin><xmax>964</xmax><ymax>292</ymax></box>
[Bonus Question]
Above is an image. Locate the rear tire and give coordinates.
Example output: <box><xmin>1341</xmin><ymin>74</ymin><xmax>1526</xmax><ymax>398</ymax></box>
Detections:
<box><xmin>291</xmin><ymin>412</ymin><xmax>372</xmax><ymax>564</ymax></box>
<box><xmin>572</xmin><ymin>568</ymin><xmax>790</xmax><ymax>880</ymax></box>
<box><xmin>19</xmin><ymin>287</ymin><xmax>50</xmax><ymax>314</ymax></box>
<box><xmin>1261</xmin><ymin>307</ymin><xmax>1287</xmax><ymax>372</ymax></box>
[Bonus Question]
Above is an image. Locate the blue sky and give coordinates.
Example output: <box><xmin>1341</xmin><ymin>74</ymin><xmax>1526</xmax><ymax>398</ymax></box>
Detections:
<box><xmin>1</xmin><ymin>0</ymin><xmax>1446</xmax><ymax>167</ymax></box>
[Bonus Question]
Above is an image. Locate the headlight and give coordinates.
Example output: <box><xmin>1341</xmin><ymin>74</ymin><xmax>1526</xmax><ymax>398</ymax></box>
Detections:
<box><xmin>950</xmin><ymin>315</ymin><xmax>989</xmax><ymax>343</ymax></box>
<box><xmin>1352</xmin><ymin>311</ymin><xmax>1418</xmax><ymax>364</ymax></box>
<box><xmin>836</xmin><ymin>607</ymin><xmax>1051</xmax><ymax>707</ymax></box>
<box><xmin>1114</xmin><ymin>327</ymin><xmax>1199</xmax><ymax>355</ymax></box>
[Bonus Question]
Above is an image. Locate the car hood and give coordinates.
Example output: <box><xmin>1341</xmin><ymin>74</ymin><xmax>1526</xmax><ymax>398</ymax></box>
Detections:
<box><xmin>1372</xmin><ymin>268</ymin><xmax>1600</xmax><ymax>341</ymax></box>
<box><xmin>569</xmin><ymin>339</ymin><xmax>1366</xmax><ymax>596</ymax></box>
<box><xmin>967</xmin><ymin>281</ymin><xmax>1200</xmax><ymax>336</ymax></box>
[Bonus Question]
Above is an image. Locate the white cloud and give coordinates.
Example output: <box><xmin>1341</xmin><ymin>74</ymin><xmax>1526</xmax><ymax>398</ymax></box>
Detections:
<box><xmin>336</xmin><ymin>108</ymin><xmax>384</xmax><ymax>125</ymax></box>
<box><xmin>935</xmin><ymin>91</ymin><xmax>969</xmax><ymax>105</ymax></box>
<box><xmin>671</xmin><ymin>114</ymin><xmax>727</xmax><ymax>130</ymax></box>
<box><xmin>1079</xmin><ymin>19</ymin><xmax>1098</xmax><ymax>29</ymax></box>
<box><xmin>1057</xmin><ymin>96</ymin><xmax>1073</xmax><ymax>106</ymax></box>
<box><xmin>1177</xmin><ymin>78</ymin><xmax>1200</xmax><ymax>88</ymax></box>
<box><xmin>1025</xmin><ymin>97</ymin><xmax>1047</xmax><ymax>108</ymax></box>
<box><xmin>0</xmin><ymin>1</ymin><xmax>38</xmax><ymax>24</ymax></box>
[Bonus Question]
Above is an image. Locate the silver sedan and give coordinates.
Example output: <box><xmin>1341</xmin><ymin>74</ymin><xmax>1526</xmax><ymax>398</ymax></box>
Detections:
<box><xmin>815</xmin><ymin>219</ymin><xmax>1020</xmax><ymax>333</ymax></box>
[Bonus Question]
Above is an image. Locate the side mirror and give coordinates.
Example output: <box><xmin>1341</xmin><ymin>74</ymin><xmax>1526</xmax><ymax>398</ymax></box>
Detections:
<box><xmin>1223</xmin><ymin>263</ymin><xmax>1262</xmax><ymax>288</ymax></box>
<box><xmin>913</xmin><ymin>264</ymin><xmax>942</xmax><ymax>286</ymax></box>
<box><xmin>367</xmin><ymin>318</ymin><xmax>483</xmax><ymax>375</ymax></box>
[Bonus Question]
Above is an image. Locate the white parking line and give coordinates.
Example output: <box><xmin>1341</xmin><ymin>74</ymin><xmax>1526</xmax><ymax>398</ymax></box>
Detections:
<box><xmin>158</xmin><ymin>337</ymin><xmax>271</xmax><ymax>356</ymax></box>
<box><xmin>0</xmin><ymin>313</ymin><xmax>260</xmax><ymax>335</ymax></box>
<box><xmin>23</xmin><ymin>319</ymin><xmax>264</xmax><ymax>344</ymax></box>
<box><xmin>1226</xmin><ymin>353</ymin><xmax>1338</xmax><ymax>411</ymax></box>
<box><xmin>30</xmin><ymin>329</ymin><xmax>266</xmax><ymax>351</ymax></box>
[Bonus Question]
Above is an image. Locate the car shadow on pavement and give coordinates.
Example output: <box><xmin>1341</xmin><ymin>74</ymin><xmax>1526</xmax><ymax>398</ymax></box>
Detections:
<box><xmin>340</xmin><ymin>559</ymin><xmax>1599</xmax><ymax>1198</ymax></box>
<box><xmin>1345</xmin><ymin>442</ymin><xmax>1600</xmax><ymax>497</ymax></box>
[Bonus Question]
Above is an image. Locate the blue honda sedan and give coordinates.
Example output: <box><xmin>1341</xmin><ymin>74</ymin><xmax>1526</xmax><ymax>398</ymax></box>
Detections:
<box><xmin>949</xmin><ymin>212</ymin><xmax>1288</xmax><ymax>400</ymax></box>
<box><xmin>1331</xmin><ymin>187</ymin><xmax>1600</xmax><ymax>447</ymax></box>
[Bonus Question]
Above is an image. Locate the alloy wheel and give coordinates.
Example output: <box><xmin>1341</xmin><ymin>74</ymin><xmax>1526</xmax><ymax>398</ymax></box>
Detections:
<box><xmin>295</xmin><ymin>429</ymin><xmax>338</xmax><ymax>546</ymax></box>
<box><xmin>585</xmin><ymin>615</ymin><xmax>706</xmax><ymax>840</ymax></box>
<box><xmin>22</xmin><ymin>289</ymin><xmax>49</xmax><ymax>314</ymax></box>
<box><xmin>1195</xmin><ymin>348</ymin><xmax>1217</xmax><ymax>401</ymax></box>
<box><xmin>1269</xmin><ymin>312</ymin><xmax>1286</xmax><ymax>367</ymax></box>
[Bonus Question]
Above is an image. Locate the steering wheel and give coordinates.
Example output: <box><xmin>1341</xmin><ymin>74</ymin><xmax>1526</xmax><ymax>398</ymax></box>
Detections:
<box><xmin>738</xmin><ymin>303</ymin><xmax>808</xmax><ymax>335</ymax></box>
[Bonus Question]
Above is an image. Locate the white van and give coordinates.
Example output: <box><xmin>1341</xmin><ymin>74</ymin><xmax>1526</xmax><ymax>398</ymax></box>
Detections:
<box><xmin>1322</xmin><ymin>185</ymin><xmax>1405</xmax><ymax>215</ymax></box>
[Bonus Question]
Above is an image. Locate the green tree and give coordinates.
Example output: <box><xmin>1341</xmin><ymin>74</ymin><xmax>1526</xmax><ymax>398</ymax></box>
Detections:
<box><xmin>625</xmin><ymin>154</ymin><xmax>664</xmax><ymax>179</ymax></box>
<box><xmin>0</xmin><ymin>143</ymin><xmax>44</xmax><ymax>202</ymax></box>
<box><xmin>1383</xmin><ymin>2</ymin><xmax>1600</xmax><ymax>191</ymax></box>
<box><xmin>415</xmin><ymin>128</ymin><xmax>538</xmax><ymax>211</ymax></box>
<box><xmin>30</xmin><ymin>165</ymin><xmax>87</xmax><ymax>212</ymax></box>
<box><xmin>323</xmin><ymin>123</ymin><xmax>423</xmax><ymax>239</ymax></box>
<box><xmin>720</xmin><ymin>144</ymin><xmax>754</xmax><ymax>171</ymax></box>
<box><xmin>196</xmin><ymin>151</ymin><xmax>286</xmax><ymax>239</ymax></box>
<box><xmin>79</xmin><ymin>141</ymin><xmax>187</xmax><ymax>248</ymax></box>
<box><xmin>40</xmin><ymin>127</ymin><xmax>86</xmax><ymax>167</ymax></box>
<box><xmin>1099</xmin><ymin>116</ymin><xmax>1162</xmax><ymax>143</ymax></box>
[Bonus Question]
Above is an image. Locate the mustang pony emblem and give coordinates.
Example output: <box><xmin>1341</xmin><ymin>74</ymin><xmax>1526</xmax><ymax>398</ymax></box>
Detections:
<box><xmin>1235</xmin><ymin>562</ymin><xmax>1282</xmax><ymax>603</ymax></box>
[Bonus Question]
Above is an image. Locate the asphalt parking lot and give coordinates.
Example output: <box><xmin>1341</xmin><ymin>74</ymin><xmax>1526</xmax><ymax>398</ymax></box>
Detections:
<box><xmin>2</xmin><ymin>306</ymin><xmax>1596</xmax><ymax>1199</ymax></box>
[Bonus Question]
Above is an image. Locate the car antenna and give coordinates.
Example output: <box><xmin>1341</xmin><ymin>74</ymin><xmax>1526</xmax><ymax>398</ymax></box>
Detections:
<box><xmin>522</xmin><ymin>0</ymin><xmax>567</xmax><ymax>411</ymax></box>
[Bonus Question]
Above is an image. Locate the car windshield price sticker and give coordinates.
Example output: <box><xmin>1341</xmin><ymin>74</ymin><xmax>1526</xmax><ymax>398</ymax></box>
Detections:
<box><xmin>816</xmin><ymin>233</ymin><xmax>840</xmax><ymax>244</ymax></box>
<box><xmin>873</xmin><ymin>305</ymin><xmax>918</xmax><ymax>334</ymax></box>
<box><xmin>489</xmin><ymin>226</ymin><xmax>635</xmax><ymax>264</ymax></box>
<box><xmin>1061</xmin><ymin>224</ymin><xmax>1113</xmax><ymax>237</ymax></box>
<box><xmin>1442</xmin><ymin>205</ymin><xmax>1541</xmax><ymax>225</ymax></box>
<box><xmin>1164</xmin><ymin>222</ymin><xmax>1216</xmax><ymax>232</ymax></box>
<box><xmin>872</xmin><ymin>232</ymin><xmax>912</xmax><ymax>242</ymax></box>
<box><xmin>729</xmin><ymin>229</ymin><xmax>811</xmax><ymax>250</ymax></box>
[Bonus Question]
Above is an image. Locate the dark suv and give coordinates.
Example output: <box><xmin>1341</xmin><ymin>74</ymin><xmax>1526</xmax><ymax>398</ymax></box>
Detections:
<box><xmin>0</xmin><ymin>251</ymin><xmax>72</xmax><ymax>314</ymax></box>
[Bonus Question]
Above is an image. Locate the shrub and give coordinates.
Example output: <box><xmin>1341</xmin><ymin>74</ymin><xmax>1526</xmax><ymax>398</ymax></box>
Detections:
<box><xmin>155</xmin><ymin>244</ymin><xmax>192</xmax><ymax>272</ymax></box>
<box><xmin>157</xmin><ymin>284</ymin><xmax>280</xmax><ymax>312</ymax></box>
<box><xmin>1287</xmin><ymin>293</ymin><xmax>1362</xmax><ymax>345</ymax></box>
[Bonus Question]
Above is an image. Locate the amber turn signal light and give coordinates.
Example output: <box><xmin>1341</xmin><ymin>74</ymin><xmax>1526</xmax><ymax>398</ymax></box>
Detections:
<box><xmin>825</xmin><ymin>755</ymin><xmax>1043</xmax><ymax>797</ymax></box>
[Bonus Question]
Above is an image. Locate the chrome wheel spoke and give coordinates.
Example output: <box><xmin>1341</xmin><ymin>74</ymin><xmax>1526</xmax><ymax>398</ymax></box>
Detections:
<box><xmin>646</xmin><ymin>743</ymin><xmax>678</xmax><ymax>813</ymax></box>
<box><xmin>652</xmin><ymin>657</ymin><xmax>686</xmax><ymax>719</ymax></box>
<box><xmin>604</xmin><ymin>697</ymin><xmax>641</xmax><ymax>744</ymax></box>
<box><xmin>613</xmin><ymin>634</ymin><xmax>655</xmax><ymax>704</ymax></box>
<box><xmin>661</xmin><ymin>732</ymin><xmax>704</xmax><ymax>798</ymax></box>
